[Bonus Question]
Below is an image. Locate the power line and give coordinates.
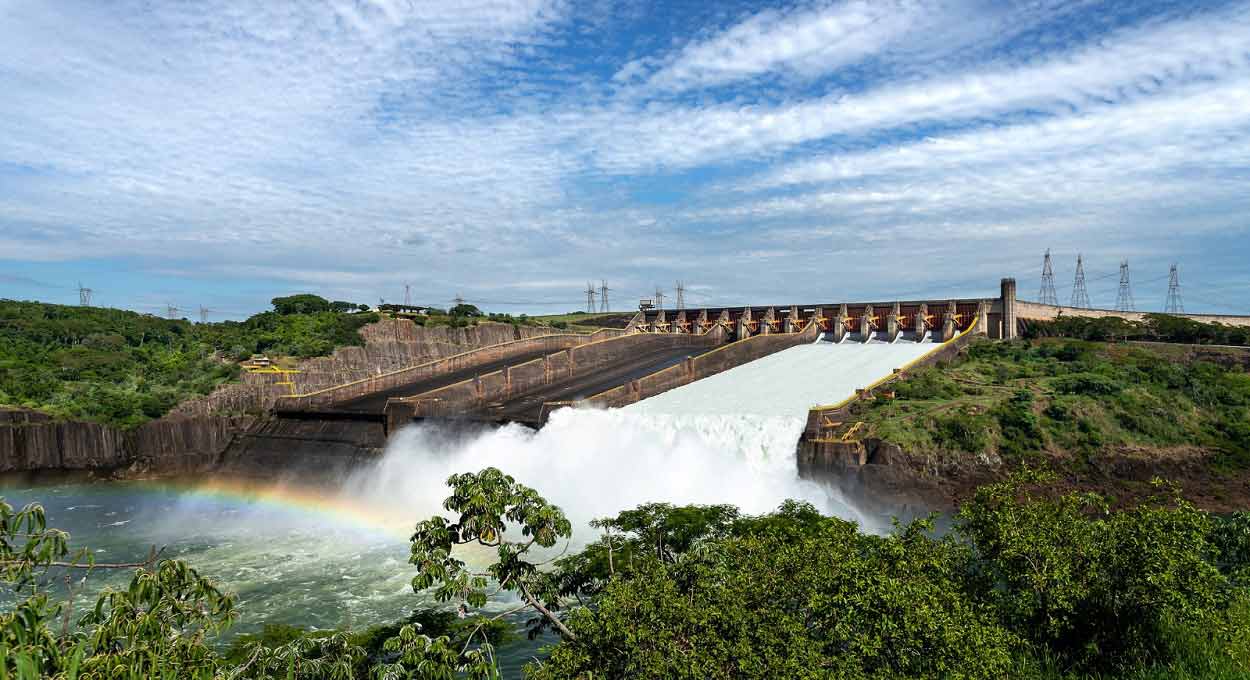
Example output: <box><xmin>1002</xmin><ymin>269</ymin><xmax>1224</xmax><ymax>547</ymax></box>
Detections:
<box><xmin>1038</xmin><ymin>250</ymin><xmax>1058</xmax><ymax>306</ymax></box>
<box><xmin>1115</xmin><ymin>261</ymin><xmax>1135</xmax><ymax>312</ymax></box>
<box><xmin>1070</xmin><ymin>255</ymin><xmax>1090</xmax><ymax>308</ymax></box>
<box><xmin>599</xmin><ymin>280</ymin><xmax>610</xmax><ymax>313</ymax></box>
<box><xmin>1165</xmin><ymin>264</ymin><xmax>1184</xmax><ymax>314</ymax></box>
<box><xmin>76</xmin><ymin>281</ymin><xmax>93</xmax><ymax>307</ymax></box>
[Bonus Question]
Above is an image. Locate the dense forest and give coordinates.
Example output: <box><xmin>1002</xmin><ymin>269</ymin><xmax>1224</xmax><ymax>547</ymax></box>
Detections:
<box><xmin>854</xmin><ymin>337</ymin><xmax>1250</xmax><ymax>472</ymax></box>
<box><xmin>1</xmin><ymin>470</ymin><xmax>1247</xmax><ymax>678</ymax></box>
<box><xmin>0</xmin><ymin>297</ymin><xmax>379</xmax><ymax>427</ymax></box>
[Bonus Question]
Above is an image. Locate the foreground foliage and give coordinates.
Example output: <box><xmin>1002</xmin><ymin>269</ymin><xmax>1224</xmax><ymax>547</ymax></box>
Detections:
<box><xmin>2</xmin><ymin>470</ymin><xmax>1248</xmax><ymax>678</ymax></box>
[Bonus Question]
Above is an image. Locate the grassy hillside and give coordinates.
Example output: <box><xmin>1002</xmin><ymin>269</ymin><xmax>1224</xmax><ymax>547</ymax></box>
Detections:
<box><xmin>0</xmin><ymin>298</ymin><xmax>378</xmax><ymax>427</ymax></box>
<box><xmin>853</xmin><ymin>338</ymin><xmax>1250</xmax><ymax>471</ymax></box>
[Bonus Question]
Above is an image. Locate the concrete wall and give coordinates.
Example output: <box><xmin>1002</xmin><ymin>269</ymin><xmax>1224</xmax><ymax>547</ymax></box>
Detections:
<box><xmin>277</xmin><ymin>331</ymin><xmax>618</xmax><ymax>410</ymax></box>
<box><xmin>582</xmin><ymin>318</ymin><xmax>821</xmax><ymax>409</ymax></box>
<box><xmin>0</xmin><ymin>409</ymin><xmax>249</xmax><ymax>475</ymax></box>
<box><xmin>1013</xmin><ymin>299</ymin><xmax>1250</xmax><ymax>327</ymax></box>
<box><xmin>170</xmin><ymin>319</ymin><xmax>621</xmax><ymax>417</ymax></box>
<box><xmin>385</xmin><ymin>332</ymin><xmax>722</xmax><ymax>422</ymax></box>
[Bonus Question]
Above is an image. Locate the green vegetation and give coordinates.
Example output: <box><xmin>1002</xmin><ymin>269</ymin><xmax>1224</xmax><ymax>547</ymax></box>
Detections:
<box><xmin>3</xmin><ymin>471</ymin><xmax>1248</xmax><ymax>678</ymax></box>
<box><xmin>856</xmin><ymin>338</ymin><xmax>1250</xmax><ymax>469</ymax></box>
<box><xmin>1027</xmin><ymin>313</ymin><xmax>1248</xmax><ymax>346</ymax></box>
<box><xmin>0</xmin><ymin>297</ymin><xmax>377</xmax><ymax>427</ymax></box>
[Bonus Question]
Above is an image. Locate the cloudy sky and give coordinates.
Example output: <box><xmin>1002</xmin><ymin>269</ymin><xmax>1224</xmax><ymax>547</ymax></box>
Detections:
<box><xmin>2</xmin><ymin>0</ymin><xmax>1249</xmax><ymax>318</ymax></box>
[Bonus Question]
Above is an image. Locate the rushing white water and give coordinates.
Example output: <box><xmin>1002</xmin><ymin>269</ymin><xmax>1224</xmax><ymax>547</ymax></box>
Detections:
<box><xmin>627</xmin><ymin>335</ymin><xmax>938</xmax><ymax>419</ymax></box>
<box><xmin>345</xmin><ymin>407</ymin><xmax>874</xmax><ymax>533</ymax></box>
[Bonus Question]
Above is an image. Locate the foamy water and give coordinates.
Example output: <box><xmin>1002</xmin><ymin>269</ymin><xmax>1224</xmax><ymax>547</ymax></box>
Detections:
<box><xmin>345</xmin><ymin>407</ymin><xmax>870</xmax><ymax>534</ymax></box>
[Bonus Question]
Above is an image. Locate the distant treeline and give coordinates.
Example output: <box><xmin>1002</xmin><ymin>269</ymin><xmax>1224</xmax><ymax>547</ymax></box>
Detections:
<box><xmin>1025</xmin><ymin>312</ymin><xmax>1248</xmax><ymax>346</ymax></box>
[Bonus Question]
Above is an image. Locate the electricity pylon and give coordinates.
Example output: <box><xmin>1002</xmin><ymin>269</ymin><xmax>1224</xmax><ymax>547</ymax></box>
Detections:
<box><xmin>599</xmin><ymin>280</ymin><xmax>610</xmax><ymax>312</ymax></box>
<box><xmin>1164</xmin><ymin>264</ymin><xmax>1184</xmax><ymax>314</ymax></box>
<box><xmin>1070</xmin><ymin>255</ymin><xmax>1090</xmax><ymax>308</ymax></box>
<box><xmin>585</xmin><ymin>282</ymin><xmax>597</xmax><ymax>313</ymax></box>
<box><xmin>1115</xmin><ymin>261</ymin><xmax>1135</xmax><ymax>312</ymax></box>
<box><xmin>1038</xmin><ymin>250</ymin><xmax>1058</xmax><ymax>306</ymax></box>
<box><xmin>77</xmin><ymin>282</ymin><xmax>93</xmax><ymax>306</ymax></box>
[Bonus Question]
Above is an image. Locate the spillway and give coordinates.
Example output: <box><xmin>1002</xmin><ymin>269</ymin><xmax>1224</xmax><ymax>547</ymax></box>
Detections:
<box><xmin>626</xmin><ymin>333</ymin><xmax>939</xmax><ymax>419</ymax></box>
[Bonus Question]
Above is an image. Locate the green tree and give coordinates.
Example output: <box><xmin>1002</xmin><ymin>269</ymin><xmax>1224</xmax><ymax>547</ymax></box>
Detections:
<box><xmin>270</xmin><ymin>294</ymin><xmax>331</xmax><ymax>315</ymax></box>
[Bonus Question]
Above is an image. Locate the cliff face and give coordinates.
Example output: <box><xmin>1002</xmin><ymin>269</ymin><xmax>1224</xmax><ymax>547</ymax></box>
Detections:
<box><xmin>172</xmin><ymin>319</ymin><xmax>560</xmax><ymax>417</ymax></box>
<box><xmin>0</xmin><ymin>408</ymin><xmax>251</xmax><ymax>476</ymax></box>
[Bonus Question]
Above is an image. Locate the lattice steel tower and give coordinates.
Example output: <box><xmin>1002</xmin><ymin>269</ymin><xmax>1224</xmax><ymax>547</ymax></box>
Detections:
<box><xmin>675</xmin><ymin>281</ymin><xmax>686</xmax><ymax>310</ymax></box>
<box><xmin>1115</xmin><ymin>261</ymin><xmax>1135</xmax><ymax>312</ymax></box>
<box><xmin>1165</xmin><ymin>264</ymin><xmax>1184</xmax><ymax>314</ymax></box>
<box><xmin>599</xmin><ymin>280</ymin><xmax>610</xmax><ymax>312</ymax></box>
<box><xmin>1038</xmin><ymin>250</ymin><xmax>1058</xmax><ymax>306</ymax></box>
<box><xmin>77</xmin><ymin>282</ymin><xmax>93</xmax><ymax>306</ymax></box>
<box><xmin>585</xmin><ymin>282</ymin><xmax>597</xmax><ymax>313</ymax></box>
<box><xmin>1070</xmin><ymin>255</ymin><xmax>1090</xmax><ymax>308</ymax></box>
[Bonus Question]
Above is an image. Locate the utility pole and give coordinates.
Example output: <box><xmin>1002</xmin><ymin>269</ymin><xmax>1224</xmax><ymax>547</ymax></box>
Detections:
<box><xmin>585</xmin><ymin>282</ymin><xmax>597</xmax><ymax>313</ymax></box>
<box><xmin>1038</xmin><ymin>250</ymin><xmax>1058</xmax><ymax>306</ymax></box>
<box><xmin>77</xmin><ymin>281</ymin><xmax>93</xmax><ymax>307</ymax></box>
<box><xmin>404</xmin><ymin>284</ymin><xmax>411</xmax><ymax>307</ymax></box>
<box><xmin>166</xmin><ymin>304</ymin><xmax>181</xmax><ymax>320</ymax></box>
<box><xmin>1165</xmin><ymin>264</ymin><xmax>1184</xmax><ymax>314</ymax></box>
<box><xmin>1070</xmin><ymin>254</ymin><xmax>1090</xmax><ymax>309</ymax></box>
<box><xmin>654</xmin><ymin>287</ymin><xmax>664</xmax><ymax>311</ymax></box>
<box><xmin>675</xmin><ymin>281</ymin><xmax>686</xmax><ymax>310</ymax></box>
<box><xmin>599</xmin><ymin>280</ymin><xmax>610</xmax><ymax>313</ymax></box>
<box><xmin>1115</xmin><ymin>261</ymin><xmax>1135</xmax><ymax>312</ymax></box>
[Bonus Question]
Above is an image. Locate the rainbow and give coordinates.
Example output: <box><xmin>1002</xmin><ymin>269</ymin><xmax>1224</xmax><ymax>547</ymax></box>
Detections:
<box><xmin>131</xmin><ymin>477</ymin><xmax>417</xmax><ymax>541</ymax></box>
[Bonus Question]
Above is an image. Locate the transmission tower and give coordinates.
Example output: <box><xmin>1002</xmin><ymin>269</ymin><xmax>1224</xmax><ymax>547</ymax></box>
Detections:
<box><xmin>585</xmin><ymin>282</ymin><xmax>597</xmax><ymax>313</ymax></box>
<box><xmin>403</xmin><ymin>284</ymin><xmax>412</xmax><ymax>307</ymax></box>
<box><xmin>1115</xmin><ymin>261</ymin><xmax>1135</xmax><ymax>312</ymax></box>
<box><xmin>599</xmin><ymin>280</ymin><xmax>610</xmax><ymax>313</ymax></box>
<box><xmin>654</xmin><ymin>287</ymin><xmax>665</xmax><ymax>311</ymax></box>
<box><xmin>675</xmin><ymin>281</ymin><xmax>686</xmax><ymax>310</ymax></box>
<box><xmin>1069</xmin><ymin>255</ymin><xmax>1091</xmax><ymax>309</ymax></box>
<box><xmin>166</xmin><ymin>304</ymin><xmax>181</xmax><ymax>319</ymax></box>
<box><xmin>1038</xmin><ymin>250</ymin><xmax>1058</xmax><ymax>306</ymax></box>
<box><xmin>198</xmin><ymin>306</ymin><xmax>215</xmax><ymax>323</ymax></box>
<box><xmin>1165</xmin><ymin>264</ymin><xmax>1184</xmax><ymax>314</ymax></box>
<box><xmin>76</xmin><ymin>281</ymin><xmax>93</xmax><ymax>306</ymax></box>
<box><xmin>453</xmin><ymin>293</ymin><xmax>465</xmax><ymax>307</ymax></box>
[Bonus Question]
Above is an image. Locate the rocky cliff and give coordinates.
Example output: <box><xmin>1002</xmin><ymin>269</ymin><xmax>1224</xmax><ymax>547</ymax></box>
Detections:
<box><xmin>0</xmin><ymin>408</ymin><xmax>251</xmax><ymax>476</ymax></box>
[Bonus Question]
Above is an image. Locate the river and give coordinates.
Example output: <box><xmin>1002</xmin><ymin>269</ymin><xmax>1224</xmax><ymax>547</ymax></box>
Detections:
<box><xmin>1</xmin><ymin>406</ymin><xmax>902</xmax><ymax>675</ymax></box>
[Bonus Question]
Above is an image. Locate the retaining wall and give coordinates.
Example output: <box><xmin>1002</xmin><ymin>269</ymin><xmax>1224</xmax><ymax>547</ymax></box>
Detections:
<box><xmin>278</xmin><ymin>330</ymin><xmax>620</xmax><ymax>410</ymax></box>
<box><xmin>385</xmin><ymin>332</ymin><xmax>723</xmax><ymax>425</ymax></box>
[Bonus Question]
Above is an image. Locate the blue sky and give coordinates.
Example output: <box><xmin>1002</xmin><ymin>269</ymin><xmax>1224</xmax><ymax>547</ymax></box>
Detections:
<box><xmin>2</xmin><ymin>0</ymin><xmax>1249</xmax><ymax>318</ymax></box>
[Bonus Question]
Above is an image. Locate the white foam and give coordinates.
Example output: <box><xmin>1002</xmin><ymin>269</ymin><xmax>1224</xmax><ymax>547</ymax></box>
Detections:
<box><xmin>626</xmin><ymin>340</ymin><xmax>938</xmax><ymax>419</ymax></box>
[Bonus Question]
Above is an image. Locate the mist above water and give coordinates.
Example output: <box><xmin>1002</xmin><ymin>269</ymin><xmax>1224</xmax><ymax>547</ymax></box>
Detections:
<box><xmin>345</xmin><ymin>406</ymin><xmax>876</xmax><ymax>537</ymax></box>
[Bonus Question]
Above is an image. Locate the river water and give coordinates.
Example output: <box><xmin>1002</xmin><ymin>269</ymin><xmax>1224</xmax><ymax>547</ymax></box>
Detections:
<box><xmin>1</xmin><ymin>342</ymin><xmax>929</xmax><ymax>674</ymax></box>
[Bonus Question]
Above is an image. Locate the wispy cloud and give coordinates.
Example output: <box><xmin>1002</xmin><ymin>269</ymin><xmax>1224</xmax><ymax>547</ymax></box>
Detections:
<box><xmin>2</xmin><ymin>0</ymin><xmax>1250</xmax><ymax>314</ymax></box>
